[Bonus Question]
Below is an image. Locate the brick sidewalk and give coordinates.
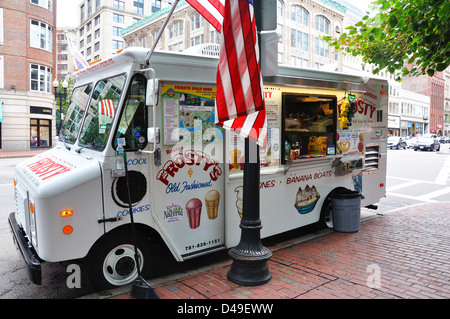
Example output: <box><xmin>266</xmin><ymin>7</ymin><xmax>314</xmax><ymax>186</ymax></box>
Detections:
<box><xmin>99</xmin><ymin>202</ymin><xmax>450</xmax><ymax>300</ymax></box>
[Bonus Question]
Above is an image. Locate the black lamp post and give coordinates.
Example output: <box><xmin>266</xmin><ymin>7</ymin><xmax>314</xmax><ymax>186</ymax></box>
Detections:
<box><xmin>227</xmin><ymin>139</ymin><xmax>272</xmax><ymax>286</ymax></box>
<box><xmin>53</xmin><ymin>78</ymin><xmax>68</xmax><ymax>135</ymax></box>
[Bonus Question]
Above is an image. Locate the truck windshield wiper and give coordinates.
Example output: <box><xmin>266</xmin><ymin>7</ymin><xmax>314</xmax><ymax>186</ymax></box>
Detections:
<box><xmin>59</xmin><ymin>131</ymin><xmax>71</xmax><ymax>151</ymax></box>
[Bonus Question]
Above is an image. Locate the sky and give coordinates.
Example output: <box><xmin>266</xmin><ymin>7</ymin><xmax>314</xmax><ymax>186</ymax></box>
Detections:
<box><xmin>56</xmin><ymin>0</ymin><xmax>375</xmax><ymax>28</ymax></box>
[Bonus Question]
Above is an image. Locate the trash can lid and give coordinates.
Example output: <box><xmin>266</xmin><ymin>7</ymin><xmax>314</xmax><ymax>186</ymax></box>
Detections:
<box><xmin>331</xmin><ymin>190</ymin><xmax>361</xmax><ymax>199</ymax></box>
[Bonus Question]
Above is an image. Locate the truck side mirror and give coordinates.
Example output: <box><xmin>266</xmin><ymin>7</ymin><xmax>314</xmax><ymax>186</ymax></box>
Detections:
<box><xmin>148</xmin><ymin>127</ymin><xmax>160</xmax><ymax>144</ymax></box>
<box><xmin>146</xmin><ymin>77</ymin><xmax>158</xmax><ymax>106</ymax></box>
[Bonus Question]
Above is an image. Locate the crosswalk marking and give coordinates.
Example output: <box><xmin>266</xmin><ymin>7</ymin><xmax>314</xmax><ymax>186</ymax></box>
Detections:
<box><xmin>435</xmin><ymin>156</ymin><xmax>450</xmax><ymax>185</ymax></box>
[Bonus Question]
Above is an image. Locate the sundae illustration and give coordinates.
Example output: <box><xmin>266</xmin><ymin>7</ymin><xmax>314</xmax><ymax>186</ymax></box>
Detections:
<box><xmin>205</xmin><ymin>190</ymin><xmax>220</xmax><ymax>220</ymax></box>
<box><xmin>294</xmin><ymin>185</ymin><xmax>320</xmax><ymax>214</ymax></box>
<box><xmin>186</xmin><ymin>198</ymin><xmax>202</xmax><ymax>229</ymax></box>
<box><xmin>234</xmin><ymin>186</ymin><xmax>243</xmax><ymax>218</ymax></box>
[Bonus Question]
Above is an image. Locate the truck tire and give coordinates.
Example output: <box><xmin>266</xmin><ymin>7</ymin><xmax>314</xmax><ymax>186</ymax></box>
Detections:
<box><xmin>85</xmin><ymin>229</ymin><xmax>154</xmax><ymax>291</ymax></box>
<box><xmin>319</xmin><ymin>187</ymin><xmax>348</xmax><ymax>229</ymax></box>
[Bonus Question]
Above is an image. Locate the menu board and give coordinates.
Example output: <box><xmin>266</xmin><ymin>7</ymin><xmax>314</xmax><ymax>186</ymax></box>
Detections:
<box><xmin>227</xmin><ymin>86</ymin><xmax>282</xmax><ymax>170</ymax></box>
<box><xmin>161</xmin><ymin>84</ymin><xmax>220</xmax><ymax>145</ymax></box>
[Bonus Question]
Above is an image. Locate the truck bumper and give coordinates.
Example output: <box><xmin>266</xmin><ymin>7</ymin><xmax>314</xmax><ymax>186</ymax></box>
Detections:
<box><xmin>8</xmin><ymin>212</ymin><xmax>42</xmax><ymax>285</ymax></box>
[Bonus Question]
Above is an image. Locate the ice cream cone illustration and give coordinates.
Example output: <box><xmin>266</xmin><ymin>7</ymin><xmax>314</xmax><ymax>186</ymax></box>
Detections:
<box><xmin>186</xmin><ymin>198</ymin><xmax>202</xmax><ymax>229</ymax></box>
<box><xmin>230</xmin><ymin>149</ymin><xmax>241</xmax><ymax>171</ymax></box>
<box><xmin>205</xmin><ymin>190</ymin><xmax>220</xmax><ymax>220</ymax></box>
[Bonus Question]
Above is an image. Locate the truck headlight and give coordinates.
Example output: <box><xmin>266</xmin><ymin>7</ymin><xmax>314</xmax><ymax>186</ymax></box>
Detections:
<box><xmin>29</xmin><ymin>200</ymin><xmax>37</xmax><ymax>248</ymax></box>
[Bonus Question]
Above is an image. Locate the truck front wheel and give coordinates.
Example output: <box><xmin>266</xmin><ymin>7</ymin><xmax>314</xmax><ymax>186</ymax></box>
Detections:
<box><xmin>85</xmin><ymin>229</ymin><xmax>153</xmax><ymax>291</ymax></box>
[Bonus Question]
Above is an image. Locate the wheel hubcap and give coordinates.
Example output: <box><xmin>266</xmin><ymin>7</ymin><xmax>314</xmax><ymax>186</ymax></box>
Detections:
<box><xmin>103</xmin><ymin>244</ymin><xmax>143</xmax><ymax>286</ymax></box>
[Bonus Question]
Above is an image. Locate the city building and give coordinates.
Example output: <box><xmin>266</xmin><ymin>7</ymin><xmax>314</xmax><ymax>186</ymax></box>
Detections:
<box><xmin>121</xmin><ymin>0</ymin><xmax>347</xmax><ymax>72</ymax></box>
<box><xmin>402</xmin><ymin>71</ymin><xmax>445</xmax><ymax>136</ymax></box>
<box><xmin>76</xmin><ymin>0</ymin><xmax>153</xmax><ymax>64</ymax></box>
<box><xmin>0</xmin><ymin>0</ymin><xmax>57</xmax><ymax>151</ymax></box>
<box><xmin>398</xmin><ymin>89</ymin><xmax>430</xmax><ymax>137</ymax></box>
<box><xmin>444</xmin><ymin>67</ymin><xmax>450</xmax><ymax>136</ymax></box>
<box><xmin>55</xmin><ymin>28</ymin><xmax>77</xmax><ymax>81</ymax></box>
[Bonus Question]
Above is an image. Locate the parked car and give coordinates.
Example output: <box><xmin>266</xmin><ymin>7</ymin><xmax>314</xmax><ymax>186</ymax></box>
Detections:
<box><xmin>387</xmin><ymin>136</ymin><xmax>407</xmax><ymax>149</ymax></box>
<box><xmin>439</xmin><ymin>136</ymin><xmax>450</xmax><ymax>144</ymax></box>
<box><xmin>414</xmin><ymin>137</ymin><xmax>440</xmax><ymax>151</ymax></box>
<box><xmin>406</xmin><ymin>137</ymin><xmax>419</xmax><ymax>148</ymax></box>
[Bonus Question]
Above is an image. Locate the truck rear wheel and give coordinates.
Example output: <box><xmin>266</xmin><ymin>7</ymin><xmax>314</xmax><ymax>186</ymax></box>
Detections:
<box><xmin>319</xmin><ymin>187</ymin><xmax>348</xmax><ymax>229</ymax></box>
<box><xmin>86</xmin><ymin>229</ymin><xmax>153</xmax><ymax>291</ymax></box>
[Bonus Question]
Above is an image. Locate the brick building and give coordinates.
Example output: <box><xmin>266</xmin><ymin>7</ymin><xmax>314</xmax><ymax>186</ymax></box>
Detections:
<box><xmin>402</xmin><ymin>72</ymin><xmax>445</xmax><ymax>136</ymax></box>
<box><xmin>0</xmin><ymin>0</ymin><xmax>57</xmax><ymax>151</ymax></box>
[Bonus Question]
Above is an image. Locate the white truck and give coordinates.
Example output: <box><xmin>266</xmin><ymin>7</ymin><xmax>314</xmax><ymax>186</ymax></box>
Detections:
<box><xmin>9</xmin><ymin>47</ymin><xmax>388</xmax><ymax>290</ymax></box>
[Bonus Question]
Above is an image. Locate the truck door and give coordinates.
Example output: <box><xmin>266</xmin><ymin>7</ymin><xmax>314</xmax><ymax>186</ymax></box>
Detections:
<box><xmin>102</xmin><ymin>73</ymin><xmax>152</xmax><ymax>232</ymax></box>
<box><xmin>151</xmin><ymin>83</ymin><xmax>225</xmax><ymax>260</ymax></box>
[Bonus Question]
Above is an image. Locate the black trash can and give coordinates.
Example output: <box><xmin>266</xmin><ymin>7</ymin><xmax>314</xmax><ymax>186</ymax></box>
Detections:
<box><xmin>331</xmin><ymin>190</ymin><xmax>361</xmax><ymax>233</ymax></box>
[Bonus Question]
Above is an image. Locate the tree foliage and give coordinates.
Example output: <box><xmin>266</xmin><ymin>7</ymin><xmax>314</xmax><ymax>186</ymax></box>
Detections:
<box><xmin>324</xmin><ymin>0</ymin><xmax>450</xmax><ymax>80</ymax></box>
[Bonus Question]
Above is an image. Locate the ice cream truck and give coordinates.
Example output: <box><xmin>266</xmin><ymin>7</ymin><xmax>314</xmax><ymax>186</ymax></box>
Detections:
<box><xmin>9</xmin><ymin>47</ymin><xmax>388</xmax><ymax>290</ymax></box>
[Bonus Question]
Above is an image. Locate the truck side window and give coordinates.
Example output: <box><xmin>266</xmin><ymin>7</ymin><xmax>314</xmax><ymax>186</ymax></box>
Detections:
<box><xmin>114</xmin><ymin>73</ymin><xmax>147</xmax><ymax>151</ymax></box>
<box><xmin>61</xmin><ymin>83</ymin><xmax>93</xmax><ymax>144</ymax></box>
<box><xmin>78</xmin><ymin>74</ymin><xmax>127</xmax><ymax>150</ymax></box>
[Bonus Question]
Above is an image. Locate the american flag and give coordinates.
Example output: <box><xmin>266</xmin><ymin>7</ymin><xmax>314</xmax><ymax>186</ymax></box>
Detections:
<box><xmin>99</xmin><ymin>99</ymin><xmax>115</xmax><ymax>118</ymax></box>
<box><xmin>65</xmin><ymin>32</ymin><xmax>89</xmax><ymax>70</ymax></box>
<box><xmin>186</xmin><ymin>0</ymin><xmax>267</xmax><ymax>147</ymax></box>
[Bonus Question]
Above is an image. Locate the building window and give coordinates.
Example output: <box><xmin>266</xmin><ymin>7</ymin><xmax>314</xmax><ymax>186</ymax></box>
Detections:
<box><xmin>30</xmin><ymin>119</ymin><xmax>52</xmax><ymax>148</ymax></box>
<box><xmin>169</xmin><ymin>21</ymin><xmax>184</xmax><ymax>39</ymax></box>
<box><xmin>113</xmin><ymin>14</ymin><xmax>124</xmax><ymax>24</ymax></box>
<box><xmin>277</xmin><ymin>0</ymin><xmax>284</xmax><ymax>17</ymax></box>
<box><xmin>290</xmin><ymin>5</ymin><xmax>308</xmax><ymax>26</ymax></box>
<box><xmin>113</xmin><ymin>26</ymin><xmax>123</xmax><ymax>36</ymax></box>
<box><xmin>168</xmin><ymin>42</ymin><xmax>184</xmax><ymax>52</ymax></box>
<box><xmin>290</xmin><ymin>29</ymin><xmax>308</xmax><ymax>51</ymax></box>
<box><xmin>277</xmin><ymin>24</ymin><xmax>284</xmax><ymax>44</ymax></box>
<box><xmin>134</xmin><ymin>0</ymin><xmax>144</xmax><ymax>15</ymax></box>
<box><xmin>113</xmin><ymin>0</ymin><xmax>125</xmax><ymax>10</ymax></box>
<box><xmin>95</xmin><ymin>15</ymin><xmax>101</xmax><ymax>26</ymax></box>
<box><xmin>315</xmin><ymin>37</ymin><xmax>329</xmax><ymax>57</ymax></box>
<box><xmin>95</xmin><ymin>29</ymin><xmax>101</xmax><ymax>39</ymax></box>
<box><xmin>80</xmin><ymin>4</ymin><xmax>85</xmax><ymax>23</ymax></box>
<box><xmin>190</xmin><ymin>35</ymin><xmax>204</xmax><ymax>46</ymax></box>
<box><xmin>30</xmin><ymin>20</ymin><xmax>53</xmax><ymax>52</ymax></box>
<box><xmin>152</xmin><ymin>0</ymin><xmax>162</xmax><ymax>13</ymax></box>
<box><xmin>315</xmin><ymin>15</ymin><xmax>330</xmax><ymax>34</ymax></box>
<box><xmin>30</xmin><ymin>64</ymin><xmax>52</xmax><ymax>93</ymax></box>
<box><xmin>95</xmin><ymin>42</ymin><xmax>100</xmax><ymax>52</ymax></box>
<box><xmin>30</xmin><ymin>0</ymin><xmax>53</xmax><ymax>11</ymax></box>
<box><xmin>113</xmin><ymin>40</ymin><xmax>124</xmax><ymax>50</ymax></box>
<box><xmin>290</xmin><ymin>56</ymin><xmax>308</xmax><ymax>68</ymax></box>
<box><xmin>210</xmin><ymin>30</ymin><xmax>220</xmax><ymax>44</ymax></box>
<box><xmin>191</xmin><ymin>13</ymin><xmax>204</xmax><ymax>31</ymax></box>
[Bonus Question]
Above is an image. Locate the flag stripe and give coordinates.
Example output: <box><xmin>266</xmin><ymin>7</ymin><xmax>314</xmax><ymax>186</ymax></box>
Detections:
<box><xmin>186</xmin><ymin>0</ymin><xmax>225</xmax><ymax>32</ymax></box>
<box><xmin>187</xmin><ymin>0</ymin><xmax>267</xmax><ymax>147</ymax></box>
<box><xmin>66</xmin><ymin>32</ymin><xmax>89</xmax><ymax>70</ymax></box>
<box><xmin>100</xmin><ymin>100</ymin><xmax>115</xmax><ymax>118</ymax></box>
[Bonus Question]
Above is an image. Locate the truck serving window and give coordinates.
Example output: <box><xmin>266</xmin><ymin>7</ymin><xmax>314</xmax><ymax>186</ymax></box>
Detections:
<box><xmin>60</xmin><ymin>83</ymin><xmax>93</xmax><ymax>144</ymax></box>
<box><xmin>113</xmin><ymin>73</ymin><xmax>147</xmax><ymax>151</ymax></box>
<box><xmin>78</xmin><ymin>74</ymin><xmax>127</xmax><ymax>151</ymax></box>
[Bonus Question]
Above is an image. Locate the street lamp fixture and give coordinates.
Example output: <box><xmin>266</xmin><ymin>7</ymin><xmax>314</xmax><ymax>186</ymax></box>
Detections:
<box><xmin>53</xmin><ymin>79</ymin><xmax>68</xmax><ymax>135</ymax></box>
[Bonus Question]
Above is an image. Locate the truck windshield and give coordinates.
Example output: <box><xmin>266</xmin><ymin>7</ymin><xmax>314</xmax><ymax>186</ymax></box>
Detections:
<box><xmin>78</xmin><ymin>74</ymin><xmax>127</xmax><ymax>151</ymax></box>
<box><xmin>60</xmin><ymin>83</ymin><xmax>93</xmax><ymax>144</ymax></box>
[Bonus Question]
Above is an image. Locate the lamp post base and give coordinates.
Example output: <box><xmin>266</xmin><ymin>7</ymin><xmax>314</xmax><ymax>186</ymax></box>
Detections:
<box><xmin>227</xmin><ymin>219</ymin><xmax>272</xmax><ymax>286</ymax></box>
